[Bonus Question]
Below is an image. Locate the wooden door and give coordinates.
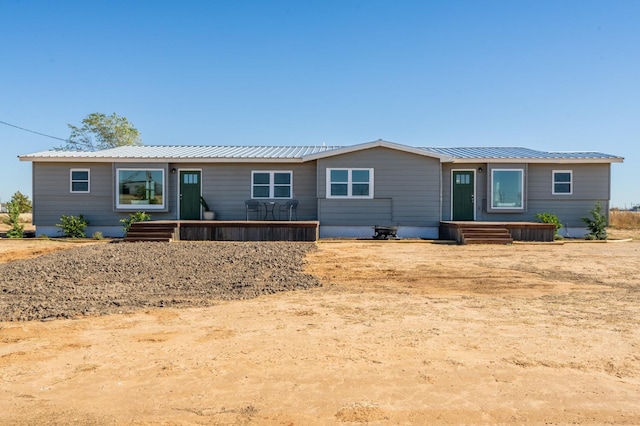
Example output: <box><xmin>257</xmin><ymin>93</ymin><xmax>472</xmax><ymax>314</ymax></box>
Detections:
<box><xmin>179</xmin><ymin>171</ymin><xmax>201</xmax><ymax>220</ymax></box>
<box><xmin>452</xmin><ymin>171</ymin><xmax>475</xmax><ymax>221</ymax></box>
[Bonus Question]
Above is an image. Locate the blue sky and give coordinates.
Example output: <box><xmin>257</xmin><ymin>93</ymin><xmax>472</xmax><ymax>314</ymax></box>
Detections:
<box><xmin>1</xmin><ymin>0</ymin><xmax>638</xmax><ymax>207</ymax></box>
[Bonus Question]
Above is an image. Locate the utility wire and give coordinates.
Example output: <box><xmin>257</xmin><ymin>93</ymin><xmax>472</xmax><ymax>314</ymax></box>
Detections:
<box><xmin>0</xmin><ymin>119</ymin><xmax>68</xmax><ymax>142</ymax></box>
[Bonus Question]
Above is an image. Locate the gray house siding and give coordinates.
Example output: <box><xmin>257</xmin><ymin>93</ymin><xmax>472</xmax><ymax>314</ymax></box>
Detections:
<box><xmin>441</xmin><ymin>162</ymin><xmax>611</xmax><ymax>226</ymax></box>
<box><xmin>175</xmin><ymin>161</ymin><xmax>318</xmax><ymax>221</ymax></box>
<box><xmin>526</xmin><ymin>163</ymin><xmax>610</xmax><ymax>226</ymax></box>
<box><xmin>32</xmin><ymin>161</ymin><xmax>318</xmax><ymax>236</ymax></box>
<box><xmin>33</xmin><ymin>162</ymin><xmax>177</xmax><ymax>236</ymax></box>
<box><xmin>317</xmin><ymin>147</ymin><xmax>442</xmax><ymax>227</ymax></box>
<box><xmin>32</xmin><ymin>162</ymin><xmax>116</xmax><ymax>229</ymax></box>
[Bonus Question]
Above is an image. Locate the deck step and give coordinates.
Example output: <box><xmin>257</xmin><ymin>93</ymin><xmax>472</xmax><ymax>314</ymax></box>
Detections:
<box><xmin>123</xmin><ymin>237</ymin><xmax>172</xmax><ymax>242</ymax></box>
<box><xmin>460</xmin><ymin>227</ymin><xmax>513</xmax><ymax>245</ymax></box>
<box><xmin>463</xmin><ymin>237</ymin><xmax>514</xmax><ymax>244</ymax></box>
<box><xmin>124</xmin><ymin>222</ymin><xmax>177</xmax><ymax>242</ymax></box>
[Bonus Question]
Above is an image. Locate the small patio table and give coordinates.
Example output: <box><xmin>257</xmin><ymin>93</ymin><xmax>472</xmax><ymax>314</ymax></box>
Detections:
<box><xmin>261</xmin><ymin>201</ymin><xmax>278</xmax><ymax>220</ymax></box>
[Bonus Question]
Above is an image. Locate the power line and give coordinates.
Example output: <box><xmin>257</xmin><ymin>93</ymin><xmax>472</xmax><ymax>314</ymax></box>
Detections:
<box><xmin>0</xmin><ymin>119</ymin><xmax>68</xmax><ymax>142</ymax></box>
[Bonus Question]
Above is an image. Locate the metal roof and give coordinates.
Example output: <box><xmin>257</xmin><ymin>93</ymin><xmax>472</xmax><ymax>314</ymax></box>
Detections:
<box><xmin>19</xmin><ymin>143</ymin><xmax>623</xmax><ymax>163</ymax></box>
<box><xmin>421</xmin><ymin>146</ymin><xmax>623</xmax><ymax>161</ymax></box>
<box><xmin>19</xmin><ymin>145</ymin><xmax>341</xmax><ymax>160</ymax></box>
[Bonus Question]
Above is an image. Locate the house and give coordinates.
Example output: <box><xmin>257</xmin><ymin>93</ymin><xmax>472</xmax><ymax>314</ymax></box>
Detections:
<box><xmin>19</xmin><ymin>139</ymin><xmax>623</xmax><ymax>239</ymax></box>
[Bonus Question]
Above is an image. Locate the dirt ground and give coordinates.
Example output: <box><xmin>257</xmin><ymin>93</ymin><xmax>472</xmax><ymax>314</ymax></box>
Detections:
<box><xmin>1</xmin><ymin>231</ymin><xmax>639</xmax><ymax>425</ymax></box>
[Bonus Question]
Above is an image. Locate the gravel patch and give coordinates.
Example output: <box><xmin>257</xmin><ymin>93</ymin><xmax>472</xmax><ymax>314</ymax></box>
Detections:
<box><xmin>0</xmin><ymin>241</ymin><xmax>320</xmax><ymax>321</ymax></box>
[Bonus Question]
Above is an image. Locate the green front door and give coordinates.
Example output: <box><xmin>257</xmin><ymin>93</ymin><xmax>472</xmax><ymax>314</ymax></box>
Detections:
<box><xmin>452</xmin><ymin>171</ymin><xmax>475</xmax><ymax>221</ymax></box>
<box><xmin>179</xmin><ymin>171</ymin><xmax>201</xmax><ymax>220</ymax></box>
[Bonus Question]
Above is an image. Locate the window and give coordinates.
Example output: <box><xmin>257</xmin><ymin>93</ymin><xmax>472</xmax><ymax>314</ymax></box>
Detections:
<box><xmin>70</xmin><ymin>169</ymin><xmax>90</xmax><ymax>193</ymax></box>
<box><xmin>553</xmin><ymin>170</ymin><xmax>573</xmax><ymax>195</ymax></box>
<box><xmin>491</xmin><ymin>169</ymin><xmax>523</xmax><ymax>209</ymax></box>
<box><xmin>251</xmin><ymin>171</ymin><xmax>292</xmax><ymax>199</ymax></box>
<box><xmin>116</xmin><ymin>168</ymin><xmax>165</xmax><ymax>209</ymax></box>
<box><xmin>327</xmin><ymin>168</ymin><xmax>374</xmax><ymax>198</ymax></box>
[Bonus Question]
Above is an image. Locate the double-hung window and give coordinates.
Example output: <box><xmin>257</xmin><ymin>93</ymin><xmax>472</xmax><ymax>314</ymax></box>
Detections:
<box><xmin>251</xmin><ymin>171</ymin><xmax>292</xmax><ymax>199</ymax></box>
<box><xmin>552</xmin><ymin>170</ymin><xmax>573</xmax><ymax>195</ymax></box>
<box><xmin>70</xmin><ymin>169</ymin><xmax>90</xmax><ymax>193</ymax></box>
<box><xmin>491</xmin><ymin>169</ymin><xmax>524</xmax><ymax>209</ymax></box>
<box><xmin>327</xmin><ymin>168</ymin><xmax>374</xmax><ymax>198</ymax></box>
<box><xmin>116</xmin><ymin>168</ymin><xmax>165</xmax><ymax>209</ymax></box>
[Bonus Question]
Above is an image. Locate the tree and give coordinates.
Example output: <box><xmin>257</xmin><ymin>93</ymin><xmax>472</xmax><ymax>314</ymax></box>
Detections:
<box><xmin>10</xmin><ymin>191</ymin><xmax>32</xmax><ymax>213</ymax></box>
<box><xmin>3</xmin><ymin>200</ymin><xmax>24</xmax><ymax>238</ymax></box>
<box><xmin>62</xmin><ymin>112</ymin><xmax>142</xmax><ymax>151</ymax></box>
<box><xmin>582</xmin><ymin>201</ymin><xmax>608</xmax><ymax>240</ymax></box>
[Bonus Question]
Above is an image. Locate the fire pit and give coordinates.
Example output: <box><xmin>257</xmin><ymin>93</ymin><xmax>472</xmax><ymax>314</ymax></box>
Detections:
<box><xmin>372</xmin><ymin>225</ymin><xmax>398</xmax><ymax>240</ymax></box>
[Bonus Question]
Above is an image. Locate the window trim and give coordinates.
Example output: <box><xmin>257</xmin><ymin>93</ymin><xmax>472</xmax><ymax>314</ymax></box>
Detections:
<box><xmin>251</xmin><ymin>170</ymin><xmax>293</xmax><ymax>199</ymax></box>
<box><xmin>116</xmin><ymin>168</ymin><xmax>166</xmax><ymax>210</ymax></box>
<box><xmin>326</xmin><ymin>168</ymin><xmax>374</xmax><ymax>199</ymax></box>
<box><xmin>552</xmin><ymin>170</ymin><xmax>573</xmax><ymax>195</ymax></box>
<box><xmin>490</xmin><ymin>168</ymin><xmax>524</xmax><ymax>210</ymax></box>
<box><xmin>70</xmin><ymin>168</ymin><xmax>90</xmax><ymax>193</ymax></box>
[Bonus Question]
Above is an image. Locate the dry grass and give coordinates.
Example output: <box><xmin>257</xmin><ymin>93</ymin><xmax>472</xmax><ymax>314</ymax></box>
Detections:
<box><xmin>0</xmin><ymin>212</ymin><xmax>32</xmax><ymax>223</ymax></box>
<box><xmin>610</xmin><ymin>210</ymin><xmax>640</xmax><ymax>229</ymax></box>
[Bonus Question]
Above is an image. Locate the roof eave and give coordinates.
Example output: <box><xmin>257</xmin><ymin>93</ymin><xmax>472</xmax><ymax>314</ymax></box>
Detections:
<box><xmin>450</xmin><ymin>157</ymin><xmax>624</xmax><ymax>164</ymax></box>
<box><xmin>19</xmin><ymin>156</ymin><xmax>306</xmax><ymax>163</ymax></box>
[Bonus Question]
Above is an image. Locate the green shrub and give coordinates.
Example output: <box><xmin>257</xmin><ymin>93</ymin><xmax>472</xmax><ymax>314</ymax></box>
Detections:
<box><xmin>582</xmin><ymin>201</ymin><xmax>607</xmax><ymax>240</ymax></box>
<box><xmin>56</xmin><ymin>214</ymin><xmax>89</xmax><ymax>238</ymax></box>
<box><xmin>92</xmin><ymin>231</ymin><xmax>104</xmax><ymax>240</ymax></box>
<box><xmin>120</xmin><ymin>211</ymin><xmax>151</xmax><ymax>233</ymax></box>
<box><xmin>10</xmin><ymin>191</ymin><xmax>32</xmax><ymax>213</ymax></box>
<box><xmin>534</xmin><ymin>212</ymin><xmax>563</xmax><ymax>239</ymax></box>
<box><xmin>3</xmin><ymin>200</ymin><xmax>24</xmax><ymax>238</ymax></box>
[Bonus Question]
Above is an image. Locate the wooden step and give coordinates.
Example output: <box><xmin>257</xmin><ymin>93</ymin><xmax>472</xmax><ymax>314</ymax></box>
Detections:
<box><xmin>124</xmin><ymin>222</ymin><xmax>177</xmax><ymax>242</ymax></box>
<box><xmin>460</xmin><ymin>227</ymin><xmax>513</xmax><ymax>245</ymax></box>
<box><xmin>123</xmin><ymin>237</ymin><xmax>172</xmax><ymax>242</ymax></box>
<box><xmin>463</xmin><ymin>237</ymin><xmax>514</xmax><ymax>244</ymax></box>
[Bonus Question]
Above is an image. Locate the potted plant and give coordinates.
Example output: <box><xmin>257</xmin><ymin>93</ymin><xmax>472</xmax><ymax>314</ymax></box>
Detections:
<box><xmin>200</xmin><ymin>197</ymin><xmax>215</xmax><ymax>220</ymax></box>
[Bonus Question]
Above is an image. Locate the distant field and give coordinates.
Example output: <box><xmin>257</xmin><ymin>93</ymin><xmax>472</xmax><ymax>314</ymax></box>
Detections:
<box><xmin>610</xmin><ymin>209</ymin><xmax>640</xmax><ymax>229</ymax></box>
<box><xmin>0</xmin><ymin>213</ymin><xmax>34</xmax><ymax>231</ymax></box>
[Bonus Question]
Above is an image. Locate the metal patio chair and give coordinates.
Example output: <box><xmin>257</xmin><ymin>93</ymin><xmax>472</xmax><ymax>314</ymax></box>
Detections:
<box><xmin>245</xmin><ymin>200</ymin><xmax>262</xmax><ymax>220</ymax></box>
<box><xmin>278</xmin><ymin>200</ymin><xmax>298</xmax><ymax>221</ymax></box>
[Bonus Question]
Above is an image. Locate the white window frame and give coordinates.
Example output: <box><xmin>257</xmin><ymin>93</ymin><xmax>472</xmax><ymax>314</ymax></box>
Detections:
<box><xmin>251</xmin><ymin>170</ymin><xmax>293</xmax><ymax>199</ymax></box>
<box><xmin>116</xmin><ymin>168</ymin><xmax>166</xmax><ymax>210</ymax></box>
<box><xmin>70</xmin><ymin>168</ymin><xmax>90</xmax><ymax>193</ymax></box>
<box><xmin>490</xmin><ymin>168</ymin><xmax>524</xmax><ymax>210</ymax></box>
<box><xmin>326</xmin><ymin>168</ymin><xmax>374</xmax><ymax>199</ymax></box>
<box><xmin>552</xmin><ymin>170</ymin><xmax>573</xmax><ymax>195</ymax></box>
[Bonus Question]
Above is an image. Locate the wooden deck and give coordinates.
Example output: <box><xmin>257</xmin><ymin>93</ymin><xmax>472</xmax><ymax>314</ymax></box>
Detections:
<box><xmin>124</xmin><ymin>220</ymin><xmax>319</xmax><ymax>242</ymax></box>
<box><xmin>440</xmin><ymin>221</ymin><xmax>556</xmax><ymax>244</ymax></box>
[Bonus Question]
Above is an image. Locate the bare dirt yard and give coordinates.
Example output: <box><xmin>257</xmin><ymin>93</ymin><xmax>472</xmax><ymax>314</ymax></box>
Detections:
<box><xmin>1</xmin><ymin>231</ymin><xmax>639</xmax><ymax>425</ymax></box>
